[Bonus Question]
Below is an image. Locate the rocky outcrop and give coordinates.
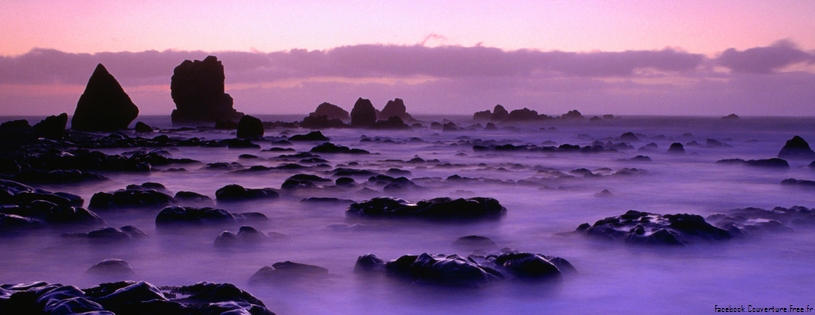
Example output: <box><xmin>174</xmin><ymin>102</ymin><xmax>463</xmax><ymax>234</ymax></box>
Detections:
<box><xmin>379</xmin><ymin>98</ymin><xmax>414</xmax><ymax>122</ymax></box>
<box><xmin>170</xmin><ymin>56</ymin><xmax>243</xmax><ymax>124</ymax></box>
<box><xmin>355</xmin><ymin>248</ymin><xmax>574</xmax><ymax>287</ymax></box>
<box><xmin>0</xmin><ymin>281</ymin><xmax>274</xmax><ymax>315</ymax></box>
<box><xmin>310</xmin><ymin>102</ymin><xmax>349</xmax><ymax>120</ymax></box>
<box><xmin>249</xmin><ymin>261</ymin><xmax>329</xmax><ymax>283</ymax></box>
<box><xmin>573</xmin><ymin>210</ymin><xmax>731</xmax><ymax>246</ymax></box>
<box><xmin>778</xmin><ymin>136</ymin><xmax>815</xmax><ymax>159</ymax></box>
<box><xmin>707</xmin><ymin>206</ymin><xmax>815</xmax><ymax>236</ymax></box>
<box><xmin>347</xmin><ymin>197</ymin><xmax>506</xmax><ymax>221</ymax></box>
<box><xmin>716</xmin><ymin>158</ymin><xmax>790</xmax><ymax>169</ymax></box>
<box><xmin>72</xmin><ymin>64</ymin><xmax>139</xmax><ymax>131</ymax></box>
<box><xmin>491</xmin><ymin>105</ymin><xmax>509</xmax><ymax>121</ymax></box>
<box><xmin>667</xmin><ymin>143</ymin><xmax>685</xmax><ymax>154</ymax></box>
<box><xmin>288</xmin><ymin>131</ymin><xmax>329</xmax><ymax>141</ymax></box>
<box><xmin>32</xmin><ymin>113</ymin><xmax>68</xmax><ymax>139</ymax></box>
<box><xmin>88</xmin><ymin>184</ymin><xmax>176</xmax><ymax>211</ymax></box>
<box><xmin>215</xmin><ymin>184</ymin><xmax>279</xmax><ymax>202</ymax></box>
<box><xmin>370</xmin><ymin>116</ymin><xmax>410</xmax><ymax>130</ymax></box>
<box><xmin>350</xmin><ymin>97</ymin><xmax>377</xmax><ymax>128</ymax></box>
<box><xmin>0</xmin><ymin>179</ymin><xmax>100</xmax><ymax>234</ymax></box>
<box><xmin>236</xmin><ymin>115</ymin><xmax>263</xmax><ymax>139</ymax></box>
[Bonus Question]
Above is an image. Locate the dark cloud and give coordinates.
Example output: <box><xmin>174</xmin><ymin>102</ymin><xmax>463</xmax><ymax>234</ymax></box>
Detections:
<box><xmin>716</xmin><ymin>40</ymin><xmax>815</xmax><ymax>74</ymax></box>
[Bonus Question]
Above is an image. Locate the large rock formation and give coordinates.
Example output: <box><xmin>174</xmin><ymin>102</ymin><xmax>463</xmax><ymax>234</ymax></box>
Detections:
<box><xmin>778</xmin><ymin>136</ymin><xmax>815</xmax><ymax>159</ymax></box>
<box><xmin>236</xmin><ymin>115</ymin><xmax>263</xmax><ymax>139</ymax></box>
<box><xmin>378</xmin><ymin>98</ymin><xmax>414</xmax><ymax>121</ymax></box>
<box><xmin>350</xmin><ymin>98</ymin><xmax>377</xmax><ymax>128</ymax></box>
<box><xmin>310</xmin><ymin>102</ymin><xmax>349</xmax><ymax>120</ymax></box>
<box><xmin>71</xmin><ymin>64</ymin><xmax>139</xmax><ymax>131</ymax></box>
<box><xmin>170</xmin><ymin>56</ymin><xmax>243</xmax><ymax>125</ymax></box>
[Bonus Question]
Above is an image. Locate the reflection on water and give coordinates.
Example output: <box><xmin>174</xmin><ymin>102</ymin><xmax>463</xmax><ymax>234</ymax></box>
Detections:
<box><xmin>2</xmin><ymin>115</ymin><xmax>815</xmax><ymax>314</ymax></box>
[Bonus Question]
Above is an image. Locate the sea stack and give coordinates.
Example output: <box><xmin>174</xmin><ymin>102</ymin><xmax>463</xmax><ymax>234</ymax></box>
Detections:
<box><xmin>350</xmin><ymin>97</ymin><xmax>377</xmax><ymax>128</ymax></box>
<box><xmin>170</xmin><ymin>56</ymin><xmax>243</xmax><ymax>125</ymax></box>
<box><xmin>778</xmin><ymin>136</ymin><xmax>815</xmax><ymax>159</ymax></box>
<box><xmin>71</xmin><ymin>64</ymin><xmax>139</xmax><ymax>131</ymax></box>
<box><xmin>379</xmin><ymin>98</ymin><xmax>414</xmax><ymax>122</ymax></box>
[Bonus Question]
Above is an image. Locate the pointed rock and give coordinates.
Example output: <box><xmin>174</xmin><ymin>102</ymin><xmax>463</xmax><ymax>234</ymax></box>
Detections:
<box><xmin>350</xmin><ymin>97</ymin><xmax>377</xmax><ymax>128</ymax></box>
<box><xmin>71</xmin><ymin>64</ymin><xmax>139</xmax><ymax>131</ymax></box>
<box><xmin>778</xmin><ymin>136</ymin><xmax>815</xmax><ymax>159</ymax></box>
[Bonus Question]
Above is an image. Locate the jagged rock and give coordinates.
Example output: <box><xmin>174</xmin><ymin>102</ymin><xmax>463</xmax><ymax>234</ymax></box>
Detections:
<box><xmin>347</xmin><ymin>197</ymin><xmax>506</xmax><ymax>221</ymax></box>
<box><xmin>133</xmin><ymin>121</ymin><xmax>153</xmax><ymax>133</ymax></box>
<box><xmin>778</xmin><ymin>136</ymin><xmax>815</xmax><ymax>159</ymax></box>
<box><xmin>170</xmin><ymin>56</ymin><xmax>243</xmax><ymax>124</ymax></box>
<box><xmin>249</xmin><ymin>261</ymin><xmax>329</xmax><ymax>283</ymax></box>
<box><xmin>310</xmin><ymin>102</ymin><xmax>349</xmax><ymax>120</ymax></box>
<box><xmin>236</xmin><ymin>115</ymin><xmax>264</xmax><ymax>139</ymax></box>
<box><xmin>379</xmin><ymin>98</ymin><xmax>414</xmax><ymax>121</ymax></box>
<box><xmin>350</xmin><ymin>98</ymin><xmax>377</xmax><ymax>128</ymax></box>
<box><xmin>507</xmin><ymin>108</ymin><xmax>540</xmax><ymax>121</ymax></box>
<box><xmin>72</xmin><ymin>64</ymin><xmax>139</xmax><ymax>131</ymax></box>
<box><xmin>561</xmin><ymin>110</ymin><xmax>584</xmax><ymax>119</ymax></box>
<box><xmin>573</xmin><ymin>210</ymin><xmax>731</xmax><ymax>246</ymax></box>
<box><xmin>32</xmin><ymin>113</ymin><xmax>68</xmax><ymax>139</ymax></box>
<box><xmin>355</xmin><ymin>249</ymin><xmax>573</xmax><ymax>287</ymax></box>
<box><xmin>370</xmin><ymin>116</ymin><xmax>410</xmax><ymax>130</ymax></box>
<box><xmin>215</xmin><ymin>184</ymin><xmax>279</xmax><ymax>202</ymax></box>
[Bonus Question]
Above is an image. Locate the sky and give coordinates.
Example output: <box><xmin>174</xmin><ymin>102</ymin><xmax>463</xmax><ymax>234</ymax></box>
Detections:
<box><xmin>1</xmin><ymin>0</ymin><xmax>814</xmax><ymax>117</ymax></box>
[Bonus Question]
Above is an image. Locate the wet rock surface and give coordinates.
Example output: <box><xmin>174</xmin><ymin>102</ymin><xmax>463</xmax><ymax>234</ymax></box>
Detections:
<box><xmin>355</xmin><ymin>248</ymin><xmax>574</xmax><ymax>287</ymax></box>
<box><xmin>347</xmin><ymin>197</ymin><xmax>506</xmax><ymax>221</ymax></box>
<box><xmin>0</xmin><ymin>281</ymin><xmax>274</xmax><ymax>315</ymax></box>
<box><xmin>0</xmin><ymin>179</ymin><xmax>100</xmax><ymax>233</ymax></box>
<box><xmin>573</xmin><ymin>210</ymin><xmax>732</xmax><ymax>246</ymax></box>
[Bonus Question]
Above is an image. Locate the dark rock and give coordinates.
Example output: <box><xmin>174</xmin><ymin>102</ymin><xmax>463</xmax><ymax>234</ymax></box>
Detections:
<box><xmin>215</xmin><ymin>184</ymin><xmax>279</xmax><ymax>202</ymax></box>
<box><xmin>335</xmin><ymin>177</ymin><xmax>357</xmax><ymax>187</ymax></box>
<box><xmin>64</xmin><ymin>226</ymin><xmax>146</xmax><ymax>243</ymax></box>
<box><xmin>215</xmin><ymin>226</ymin><xmax>268</xmax><ymax>246</ymax></box>
<box><xmin>249</xmin><ymin>261</ymin><xmax>329</xmax><ymax>283</ymax></box>
<box><xmin>561</xmin><ymin>110</ymin><xmax>584</xmax><ymax>120</ymax></box>
<box><xmin>301</xmin><ymin>115</ymin><xmax>349</xmax><ymax>129</ymax></box>
<box><xmin>778</xmin><ymin>136</ymin><xmax>815</xmax><ymax>159</ymax></box>
<box><xmin>379</xmin><ymin>98</ymin><xmax>414</xmax><ymax>121</ymax></box>
<box><xmin>667</xmin><ymin>143</ymin><xmax>685</xmax><ymax>154</ymax></box>
<box><xmin>574</xmin><ymin>210</ymin><xmax>731</xmax><ymax>246</ymax></box>
<box><xmin>14</xmin><ymin>169</ymin><xmax>107</xmax><ymax>184</ymax></box>
<box><xmin>174</xmin><ymin>191</ymin><xmax>214</xmax><ymax>206</ymax></box>
<box><xmin>72</xmin><ymin>64</ymin><xmax>139</xmax><ymax>131</ymax></box>
<box><xmin>310</xmin><ymin>142</ymin><xmax>370</xmax><ymax>154</ymax></box>
<box><xmin>721</xmin><ymin>113</ymin><xmax>739</xmax><ymax>120</ymax></box>
<box><xmin>473</xmin><ymin>110</ymin><xmax>492</xmax><ymax>121</ymax></box>
<box><xmin>781</xmin><ymin>178</ymin><xmax>815</xmax><ymax>188</ymax></box>
<box><xmin>300</xmin><ymin>197</ymin><xmax>355</xmax><ymax>204</ymax></box>
<box><xmin>86</xmin><ymin>259</ymin><xmax>137</xmax><ymax>278</ymax></box>
<box><xmin>155</xmin><ymin>206</ymin><xmax>235</xmax><ymax>227</ymax></box>
<box><xmin>236</xmin><ymin>115</ymin><xmax>264</xmax><ymax>139</ymax></box>
<box><xmin>716</xmin><ymin>158</ymin><xmax>789</xmax><ymax>169</ymax></box>
<box><xmin>170</xmin><ymin>56</ymin><xmax>243</xmax><ymax>124</ymax></box>
<box><xmin>491</xmin><ymin>105</ymin><xmax>509</xmax><ymax>121</ymax></box>
<box><xmin>32</xmin><ymin>113</ymin><xmax>68</xmax><ymax>139</ymax></box>
<box><xmin>707</xmin><ymin>206</ymin><xmax>815</xmax><ymax>235</ymax></box>
<box><xmin>214</xmin><ymin>119</ymin><xmax>238</xmax><ymax>129</ymax></box>
<box><xmin>88</xmin><ymin>187</ymin><xmax>175</xmax><ymax>211</ymax></box>
<box><xmin>133</xmin><ymin>121</ymin><xmax>153</xmax><ymax>133</ymax></box>
<box><xmin>370</xmin><ymin>116</ymin><xmax>410</xmax><ymax>130</ymax></box>
<box><xmin>484</xmin><ymin>122</ymin><xmax>498</xmax><ymax>130</ymax></box>
<box><xmin>507</xmin><ymin>108</ymin><xmax>540</xmax><ymax>121</ymax></box>
<box><xmin>289</xmin><ymin>131</ymin><xmax>329</xmax><ymax>141</ymax></box>
<box><xmin>442</xmin><ymin>122</ymin><xmax>459</xmax><ymax>131</ymax></box>
<box><xmin>453</xmin><ymin>235</ymin><xmax>498</xmax><ymax>249</ymax></box>
<box><xmin>618</xmin><ymin>132</ymin><xmax>640</xmax><ymax>142</ymax></box>
<box><xmin>310</xmin><ymin>102</ymin><xmax>349</xmax><ymax>120</ymax></box>
<box><xmin>220</xmin><ymin>138</ymin><xmax>260</xmax><ymax>149</ymax></box>
<box><xmin>350</xmin><ymin>97</ymin><xmax>377</xmax><ymax>128</ymax></box>
<box><xmin>347</xmin><ymin>197</ymin><xmax>506</xmax><ymax>221</ymax></box>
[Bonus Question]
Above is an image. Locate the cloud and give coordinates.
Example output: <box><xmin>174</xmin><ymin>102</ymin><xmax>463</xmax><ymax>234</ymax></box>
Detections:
<box><xmin>715</xmin><ymin>40</ymin><xmax>815</xmax><ymax>73</ymax></box>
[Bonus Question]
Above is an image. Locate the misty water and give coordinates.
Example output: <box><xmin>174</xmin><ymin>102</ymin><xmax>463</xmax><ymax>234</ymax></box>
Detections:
<box><xmin>2</xmin><ymin>115</ymin><xmax>815</xmax><ymax>314</ymax></box>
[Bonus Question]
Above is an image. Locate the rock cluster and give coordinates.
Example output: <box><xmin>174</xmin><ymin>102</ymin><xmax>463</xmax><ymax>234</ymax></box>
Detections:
<box><xmin>574</xmin><ymin>210</ymin><xmax>731</xmax><ymax>246</ymax></box>
<box><xmin>0</xmin><ymin>179</ymin><xmax>101</xmax><ymax>234</ymax></box>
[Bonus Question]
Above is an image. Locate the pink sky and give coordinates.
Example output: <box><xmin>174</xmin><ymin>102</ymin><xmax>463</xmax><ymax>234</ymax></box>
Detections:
<box><xmin>1</xmin><ymin>0</ymin><xmax>814</xmax><ymax>117</ymax></box>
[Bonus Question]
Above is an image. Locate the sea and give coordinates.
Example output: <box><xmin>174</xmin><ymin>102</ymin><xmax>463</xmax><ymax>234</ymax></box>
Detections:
<box><xmin>1</xmin><ymin>114</ymin><xmax>814</xmax><ymax>314</ymax></box>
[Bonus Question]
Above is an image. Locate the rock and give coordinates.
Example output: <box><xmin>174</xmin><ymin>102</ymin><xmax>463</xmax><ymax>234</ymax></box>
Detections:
<box><xmin>310</xmin><ymin>142</ymin><xmax>370</xmax><ymax>154</ymax></box>
<box><xmin>301</xmin><ymin>115</ymin><xmax>349</xmax><ymax>129</ymax></box>
<box><xmin>32</xmin><ymin>113</ymin><xmax>68</xmax><ymax>139</ymax></box>
<box><xmin>86</xmin><ymin>259</ymin><xmax>137</xmax><ymax>278</ymax></box>
<box><xmin>236</xmin><ymin>115</ymin><xmax>264</xmax><ymax>139</ymax></box>
<box><xmin>356</xmin><ymin>249</ymin><xmax>572</xmax><ymax>287</ymax></box>
<box><xmin>716</xmin><ymin>158</ymin><xmax>789</xmax><ymax>169</ymax></box>
<box><xmin>155</xmin><ymin>206</ymin><xmax>236</xmax><ymax>227</ymax></box>
<box><xmin>215</xmin><ymin>184</ymin><xmax>279</xmax><ymax>202</ymax></box>
<box><xmin>170</xmin><ymin>56</ymin><xmax>243</xmax><ymax>124</ymax></box>
<box><xmin>453</xmin><ymin>235</ymin><xmax>498</xmax><ymax>249</ymax></box>
<box><xmin>14</xmin><ymin>169</ymin><xmax>107</xmax><ymax>184</ymax></box>
<box><xmin>64</xmin><ymin>226</ymin><xmax>147</xmax><ymax>243</ymax></box>
<box><xmin>507</xmin><ymin>108</ymin><xmax>540</xmax><ymax>121</ymax></box>
<box><xmin>721</xmin><ymin>113</ymin><xmax>739</xmax><ymax>120</ymax></box>
<box><xmin>215</xmin><ymin>226</ymin><xmax>267</xmax><ymax>246</ymax></box>
<box><xmin>249</xmin><ymin>261</ymin><xmax>329</xmax><ymax>283</ymax></box>
<box><xmin>71</xmin><ymin>64</ymin><xmax>139</xmax><ymax>131</ymax></box>
<box><xmin>778</xmin><ymin>136</ymin><xmax>815</xmax><ymax>159</ymax></box>
<box><xmin>88</xmin><ymin>187</ymin><xmax>176</xmax><ymax>211</ymax></box>
<box><xmin>370</xmin><ymin>116</ymin><xmax>410</xmax><ymax>130</ymax></box>
<box><xmin>667</xmin><ymin>142</ymin><xmax>685</xmax><ymax>154</ymax></box>
<box><xmin>707</xmin><ymin>206</ymin><xmax>815</xmax><ymax>235</ymax></box>
<box><xmin>473</xmin><ymin>110</ymin><xmax>492</xmax><ymax>121</ymax></box>
<box><xmin>350</xmin><ymin>97</ymin><xmax>377</xmax><ymax>128</ymax></box>
<box><xmin>347</xmin><ymin>197</ymin><xmax>506</xmax><ymax>221</ymax></box>
<box><xmin>618</xmin><ymin>132</ymin><xmax>640</xmax><ymax>142</ymax></box>
<box><xmin>289</xmin><ymin>131</ymin><xmax>329</xmax><ymax>141</ymax></box>
<box><xmin>311</xmin><ymin>102</ymin><xmax>349</xmax><ymax>120</ymax></box>
<box><xmin>574</xmin><ymin>210</ymin><xmax>731</xmax><ymax>246</ymax></box>
<box><xmin>379</xmin><ymin>98</ymin><xmax>413</xmax><ymax>121</ymax></box>
<box><xmin>491</xmin><ymin>105</ymin><xmax>509</xmax><ymax>121</ymax></box>
<box><xmin>133</xmin><ymin>121</ymin><xmax>153</xmax><ymax>133</ymax></box>
<box><xmin>781</xmin><ymin>178</ymin><xmax>815</xmax><ymax>188</ymax></box>
<box><xmin>561</xmin><ymin>110</ymin><xmax>584</xmax><ymax>120</ymax></box>
<box><xmin>174</xmin><ymin>191</ymin><xmax>214</xmax><ymax>206</ymax></box>
<box><xmin>215</xmin><ymin>119</ymin><xmax>238</xmax><ymax>129</ymax></box>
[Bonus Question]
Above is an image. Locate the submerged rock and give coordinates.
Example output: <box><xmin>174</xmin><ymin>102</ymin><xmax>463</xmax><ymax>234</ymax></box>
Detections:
<box><xmin>86</xmin><ymin>259</ymin><xmax>137</xmax><ymax>278</ymax></box>
<box><xmin>574</xmin><ymin>210</ymin><xmax>731</xmax><ymax>246</ymax></box>
<box><xmin>155</xmin><ymin>206</ymin><xmax>237</xmax><ymax>227</ymax></box>
<box><xmin>72</xmin><ymin>64</ymin><xmax>139</xmax><ymax>131</ymax></box>
<box><xmin>355</xmin><ymin>248</ymin><xmax>574</xmax><ymax>287</ymax></box>
<box><xmin>707</xmin><ymin>206</ymin><xmax>815</xmax><ymax>235</ymax></box>
<box><xmin>716</xmin><ymin>158</ymin><xmax>789</xmax><ymax>169</ymax></box>
<box><xmin>289</xmin><ymin>131</ymin><xmax>329</xmax><ymax>141</ymax></box>
<box><xmin>667</xmin><ymin>142</ymin><xmax>685</xmax><ymax>154</ymax></box>
<box><xmin>778</xmin><ymin>136</ymin><xmax>815</xmax><ymax>159</ymax></box>
<box><xmin>347</xmin><ymin>197</ymin><xmax>506</xmax><ymax>221</ymax></box>
<box><xmin>249</xmin><ymin>261</ymin><xmax>329</xmax><ymax>283</ymax></box>
<box><xmin>215</xmin><ymin>184</ymin><xmax>279</xmax><ymax>202</ymax></box>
